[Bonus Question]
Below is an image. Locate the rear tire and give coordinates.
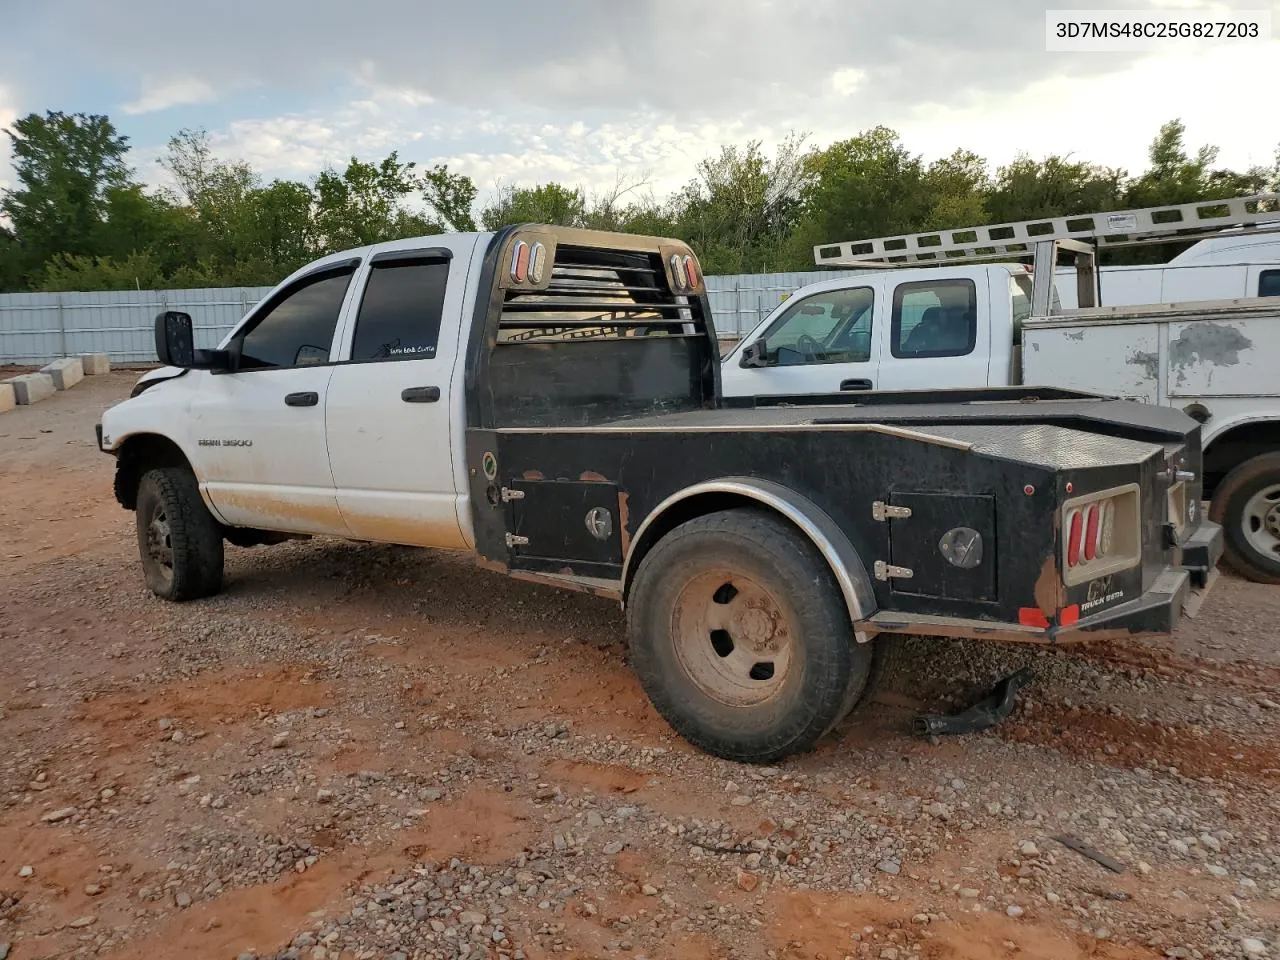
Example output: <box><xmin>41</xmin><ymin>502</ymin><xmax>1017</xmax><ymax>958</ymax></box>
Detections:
<box><xmin>135</xmin><ymin>467</ymin><xmax>225</xmax><ymax>601</ymax></box>
<box><xmin>1209</xmin><ymin>452</ymin><xmax>1280</xmax><ymax>584</ymax></box>
<box><xmin>626</xmin><ymin>509</ymin><xmax>871</xmax><ymax>763</ymax></box>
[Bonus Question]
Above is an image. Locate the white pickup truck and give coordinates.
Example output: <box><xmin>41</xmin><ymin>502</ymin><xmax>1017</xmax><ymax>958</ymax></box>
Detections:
<box><xmin>98</xmin><ymin>224</ymin><xmax>1220</xmax><ymax>762</ymax></box>
<box><xmin>722</xmin><ymin>238</ymin><xmax>1280</xmax><ymax>583</ymax></box>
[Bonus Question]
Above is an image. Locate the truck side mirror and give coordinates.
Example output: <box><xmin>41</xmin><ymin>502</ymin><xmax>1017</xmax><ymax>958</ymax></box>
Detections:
<box><xmin>155</xmin><ymin>311</ymin><xmax>196</xmax><ymax>368</ymax></box>
<box><xmin>154</xmin><ymin>310</ymin><xmax>236</xmax><ymax>371</ymax></box>
<box><xmin>739</xmin><ymin>340</ymin><xmax>770</xmax><ymax>368</ymax></box>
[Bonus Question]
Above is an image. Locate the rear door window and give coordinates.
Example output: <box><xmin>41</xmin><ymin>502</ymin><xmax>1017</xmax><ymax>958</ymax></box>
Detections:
<box><xmin>891</xmin><ymin>279</ymin><xmax>977</xmax><ymax>358</ymax></box>
<box><xmin>350</xmin><ymin>258</ymin><xmax>450</xmax><ymax>362</ymax></box>
<box><xmin>1260</xmin><ymin>270</ymin><xmax>1280</xmax><ymax>298</ymax></box>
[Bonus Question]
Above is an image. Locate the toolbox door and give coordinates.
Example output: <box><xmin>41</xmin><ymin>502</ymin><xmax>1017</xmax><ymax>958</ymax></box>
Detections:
<box><xmin>505</xmin><ymin>479</ymin><xmax>624</xmax><ymax>577</ymax></box>
<box><xmin>889</xmin><ymin>492</ymin><xmax>997</xmax><ymax>602</ymax></box>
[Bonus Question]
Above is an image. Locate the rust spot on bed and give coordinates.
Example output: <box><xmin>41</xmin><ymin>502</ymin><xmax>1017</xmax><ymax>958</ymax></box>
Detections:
<box><xmin>579</xmin><ymin>470</ymin><xmax>609</xmax><ymax>482</ymax></box>
<box><xmin>617</xmin><ymin>490</ymin><xmax>632</xmax><ymax>555</ymax></box>
<box><xmin>522</xmin><ymin>470</ymin><xmax>545</xmax><ymax>481</ymax></box>
<box><xmin>1032</xmin><ymin>554</ymin><xmax>1066</xmax><ymax>615</ymax></box>
<box><xmin>475</xmin><ymin>556</ymin><xmax>509</xmax><ymax>574</ymax></box>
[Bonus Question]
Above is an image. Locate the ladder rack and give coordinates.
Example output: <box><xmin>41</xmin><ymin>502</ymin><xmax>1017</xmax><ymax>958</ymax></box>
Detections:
<box><xmin>814</xmin><ymin>193</ymin><xmax>1280</xmax><ymax>268</ymax></box>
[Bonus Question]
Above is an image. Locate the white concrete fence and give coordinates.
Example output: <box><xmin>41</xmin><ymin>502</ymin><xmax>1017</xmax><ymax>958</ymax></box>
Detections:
<box><xmin>0</xmin><ymin>270</ymin><xmax>849</xmax><ymax>366</ymax></box>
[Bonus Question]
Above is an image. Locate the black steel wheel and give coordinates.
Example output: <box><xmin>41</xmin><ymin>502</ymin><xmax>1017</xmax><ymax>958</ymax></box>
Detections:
<box><xmin>627</xmin><ymin>508</ymin><xmax>872</xmax><ymax>763</ymax></box>
<box><xmin>135</xmin><ymin>467</ymin><xmax>225</xmax><ymax>601</ymax></box>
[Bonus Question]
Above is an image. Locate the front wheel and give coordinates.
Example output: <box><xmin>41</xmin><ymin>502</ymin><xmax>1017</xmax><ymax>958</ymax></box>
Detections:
<box><xmin>135</xmin><ymin>467</ymin><xmax>225</xmax><ymax>601</ymax></box>
<box><xmin>626</xmin><ymin>509</ymin><xmax>872</xmax><ymax>763</ymax></box>
<box><xmin>1209</xmin><ymin>452</ymin><xmax>1280</xmax><ymax>584</ymax></box>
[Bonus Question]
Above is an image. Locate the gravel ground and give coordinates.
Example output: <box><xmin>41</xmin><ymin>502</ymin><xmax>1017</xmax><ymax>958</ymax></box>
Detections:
<box><xmin>0</xmin><ymin>372</ymin><xmax>1277</xmax><ymax>960</ymax></box>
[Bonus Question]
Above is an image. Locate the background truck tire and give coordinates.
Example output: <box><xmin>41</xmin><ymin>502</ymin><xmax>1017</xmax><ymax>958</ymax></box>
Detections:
<box><xmin>135</xmin><ymin>467</ymin><xmax>225</xmax><ymax>601</ymax></box>
<box><xmin>1209</xmin><ymin>451</ymin><xmax>1280</xmax><ymax>584</ymax></box>
<box><xmin>627</xmin><ymin>508</ymin><xmax>871</xmax><ymax>763</ymax></box>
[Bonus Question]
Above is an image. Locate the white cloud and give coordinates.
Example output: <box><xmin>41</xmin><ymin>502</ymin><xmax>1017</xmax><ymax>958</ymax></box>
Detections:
<box><xmin>830</xmin><ymin>68</ymin><xmax>866</xmax><ymax>96</ymax></box>
<box><xmin>888</xmin><ymin>41</ymin><xmax>1280</xmax><ymax>174</ymax></box>
<box><xmin>122</xmin><ymin>76</ymin><xmax>217</xmax><ymax>115</ymax></box>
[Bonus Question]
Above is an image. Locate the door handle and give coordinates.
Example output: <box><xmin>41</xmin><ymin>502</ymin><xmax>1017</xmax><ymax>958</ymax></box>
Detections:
<box><xmin>401</xmin><ymin>386</ymin><xmax>441</xmax><ymax>403</ymax></box>
<box><xmin>840</xmin><ymin>378</ymin><xmax>873</xmax><ymax>391</ymax></box>
<box><xmin>284</xmin><ymin>391</ymin><xmax>319</xmax><ymax>407</ymax></box>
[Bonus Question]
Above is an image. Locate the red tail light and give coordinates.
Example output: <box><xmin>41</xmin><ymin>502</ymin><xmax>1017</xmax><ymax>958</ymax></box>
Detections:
<box><xmin>511</xmin><ymin>240</ymin><xmax>530</xmax><ymax>283</ymax></box>
<box><xmin>1066</xmin><ymin>508</ymin><xmax>1083</xmax><ymax>567</ymax></box>
<box><xmin>669</xmin><ymin>253</ymin><xmax>688</xmax><ymax>290</ymax></box>
<box><xmin>1083</xmin><ymin>504</ymin><xmax>1100</xmax><ymax>561</ymax></box>
<box><xmin>683</xmin><ymin>254</ymin><xmax>700</xmax><ymax>289</ymax></box>
<box><xmin>1061</xmin><ymin>484</ymin><xmax>1139</xmax><ymax>587</ymax></box>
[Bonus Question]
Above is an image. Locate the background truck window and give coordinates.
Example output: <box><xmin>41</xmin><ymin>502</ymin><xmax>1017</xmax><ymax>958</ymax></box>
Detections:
<box><xmin>1260</xmin><ymin>270</ymin><xmax>1280</xmax><ymax>298</ymax></box>
<box><xmin>351</xmin><ymin>259</ymin><xmax>449</xmax><ymax>361</ymax></box>
<box><xmin>239</xmin><ymin>270</ymin><xmax>354</xmax><ymax>370</ymax></box>
<box><xmin>891</xmin><ymin>278</ymin><xmax>977</xmax><ymax>359</ymax></box>
<box><xmin>758</xmin><ymin>287</ymin><xmax>874</xmax><ymax>366</ymax></box>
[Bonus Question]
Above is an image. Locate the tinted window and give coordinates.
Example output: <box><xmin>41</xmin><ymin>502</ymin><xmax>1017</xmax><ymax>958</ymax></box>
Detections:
<box><xmin>239</xmin><ymin>271</ymin><xmax>353</xmax><ymax>370</ymax></box>
<box><xmin>759</xmin><ymin>287</ymin><xmax>874</xmax><ymax>366</ymax></box>
<box><xmin>352</xmin><ymin>259</ymin><xmax>449</xmax><ymax>361</ymax></box>
<box><xmin>891</xmin><ymin>279</ymin><xmax>977</xmax><ymax>359</ymax></box>
<box><xmin>1260</xmin><ymin>270</ymin><xmax>1280</xmax><ymax>298</ymax></box>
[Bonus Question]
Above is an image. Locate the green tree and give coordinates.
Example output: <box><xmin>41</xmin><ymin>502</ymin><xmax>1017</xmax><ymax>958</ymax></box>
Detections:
<box><xmin>480</xmin><ymin>182</ymin><xmax>587</xmax><ymax>231</ymax></box>
<box><xmin>922</xmin><ymin>149</ymin><xmax>990</xmax><ymax>230</ymax></box>
<box><xmin>314</xmin><ymin>152</ymin><xmax>439</xmax><ymax>252</ymax></box>
<box><xmin>985</xmin><ymin>154</ymin><xmax>1125</xmax><ymax>224</ymax></box>
<box><xmin>42</xmin><ymin>250</ymin><xmax>172</xmax><ymax>292</ymax></box>
<box><xmin>1123</xmin><ymin>119</ymin><xmax>1254</xmax><ymax>209</ymax></box>
<box><xmin>674</xmin><ymin>134</ymin><xmax>812</xmax><ymax>274</ymax></box>
<box><xmin>784</xmin><ymin>127</ymin><xmax>933</xmax><ymax>268</ymax></box>
<box><xmin>421</xmin><ymin>164</ymin><xmax>477</xmax><ymax>231</ymax></box>
<box><xmin>1</xmin><ymin>111</ymin><xmax>134</xmax><ymax>285</ymax></box>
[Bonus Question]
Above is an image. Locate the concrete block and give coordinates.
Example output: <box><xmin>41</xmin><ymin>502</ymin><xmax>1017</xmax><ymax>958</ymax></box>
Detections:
<box><xmin>40</xmin><ymin>357</ymin><xmax>84</xmax><ymax>391</ymax></box>
<box><xmin>80</xmin><ymin>353</ymin><xmax>111</xmax><ymax>375</ymax></box>
<box><xmin>0</xmin><ymin>382</ymin><xmax>14</xmax><ymax>413</ymax></box>
<box><xmin>5</xmin><ymin>373</ymin><xmax>55</xmax><ymax>405</ymax></box>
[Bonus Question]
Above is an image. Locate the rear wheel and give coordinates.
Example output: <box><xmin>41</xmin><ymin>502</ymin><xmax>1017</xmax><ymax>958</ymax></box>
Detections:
<box><xmin>1209</xmin><ymin>452</ymin><xmax>1280</xmax><ymax>584</ymax></box>
<box><xmin>135</xmin><ymin>467</ymin><xmax>225</xmax><ymax>601</ymax></box>
<box><xmin>627</xmin><ymin>509</ymin><xmax>872</xmax><ymax>763</ymax></box>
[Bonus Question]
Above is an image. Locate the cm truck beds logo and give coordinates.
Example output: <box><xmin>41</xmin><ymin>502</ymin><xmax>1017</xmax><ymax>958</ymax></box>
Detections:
<box><xmin>198</xmin><ymin>438</ymin><xmax>253</xmax><ymax>447</ymax></box>
<box><xmin>1081</xmin><ymin>575</ymin><xmax>1125</xmax><ymax>613</ymax></box>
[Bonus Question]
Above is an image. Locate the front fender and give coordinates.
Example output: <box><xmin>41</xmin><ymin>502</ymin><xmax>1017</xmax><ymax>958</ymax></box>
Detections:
<box><xmin>622</xmin><ymin>477</ymin><xmax>877</xmax><ymax>632</ymax></box>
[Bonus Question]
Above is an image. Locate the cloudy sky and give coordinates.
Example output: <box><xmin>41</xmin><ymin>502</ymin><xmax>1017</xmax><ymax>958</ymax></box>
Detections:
<box><xmin>1</xmin><ymin>0</ymin><xmax>1278</xmax><ymax>209</ymax></box>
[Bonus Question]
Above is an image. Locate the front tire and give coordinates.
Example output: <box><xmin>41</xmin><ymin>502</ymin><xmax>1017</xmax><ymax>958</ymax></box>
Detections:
<box><xmin>135</xmin><ymin>467</ymin><xmax>225</xmax><ymax>601</ymax></box>
<box><xmin>1209</xmin><ymin>452</ymin><xmax>1280</xmax><ymax>584</ymax></box>
<box><xmin>627</xmin><ymin>509</ymin><xmax>871</xmax><ymax>763</ymax></box>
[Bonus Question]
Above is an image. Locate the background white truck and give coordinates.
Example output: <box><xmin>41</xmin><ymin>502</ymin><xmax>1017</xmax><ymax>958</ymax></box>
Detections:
<box><xmin>721</xmin><ymin>195</ymin><xmax>1280</xmax><ymax>582</ymax></box>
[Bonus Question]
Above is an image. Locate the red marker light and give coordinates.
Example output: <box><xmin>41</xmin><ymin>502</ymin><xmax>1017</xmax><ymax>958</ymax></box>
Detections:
<box><xmin>1066</xmin><ymin>509</ymin><xmax>1083</xmax><ymax>567</ymax></box>
<box><xmin>1059</xmin><ymin>604</ymin><xmax>1080</xmax><ymax>627</ymax></box>
<box><xmin>1018</xmin><ymin>608</ymin><xmax>1051</xmax><ymax>628</ymax></box>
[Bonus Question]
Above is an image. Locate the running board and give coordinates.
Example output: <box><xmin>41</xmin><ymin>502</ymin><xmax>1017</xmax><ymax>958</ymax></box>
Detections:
<box><xmin>506</xmin><ymin>569</ymin><xmax>623</xmax><ymax>601</ymax></box>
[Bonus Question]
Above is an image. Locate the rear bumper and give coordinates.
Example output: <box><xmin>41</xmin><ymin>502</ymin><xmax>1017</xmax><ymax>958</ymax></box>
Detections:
<box><xmin>1065</xmin><ymin>517</ymin><xmax>1222</xmax><ymax>638</ymax></box>
<box><xmin>863</xmin><ymin>518</ymin><xmax>1223</xmax><ymax>644</ymax></box>
<box><xmin>1180</xmin><ymin>515</ymin><xmax>1223</xmax><ymax>588</ymax></box>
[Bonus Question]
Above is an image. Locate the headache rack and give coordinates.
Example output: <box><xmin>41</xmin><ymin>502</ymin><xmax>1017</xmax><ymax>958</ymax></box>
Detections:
<box><xmin>499</xmin><ymin>244</ymin><xmax>704</xmax><ymax>342</ymax></box>
<box><xmin>480</xmin><ymin>232</ymin><xmax>719</xmax><ymax>429</ymax></box>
